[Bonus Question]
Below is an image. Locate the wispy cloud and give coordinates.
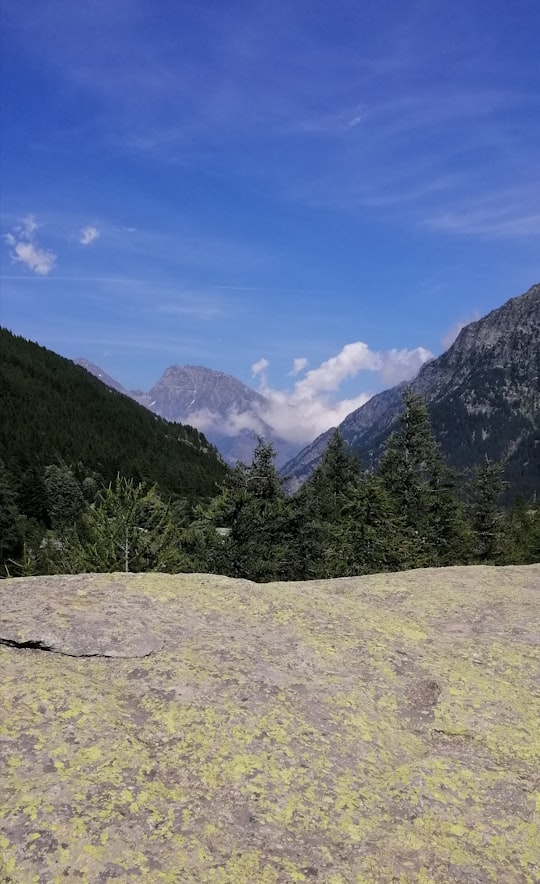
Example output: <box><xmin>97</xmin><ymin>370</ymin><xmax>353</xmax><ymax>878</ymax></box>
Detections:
<box><xmin>8</xmin><ymin>1</ymin><xmax>538</xmax><ymax>247</ymax></box>
<box><xmin>289</xmin><ymin>357</ymin><xmax>308</xmax><ymax>376</ymax></box>
<box><xmin>156</xmin><ymin>300</ymin><xmax>222</xmax><ymax>320</ymax></box>
<box><xmin>427</xmin><ymin>208</ymin><xmax>540</xmax><ymax>239</ymax></box>
<box><xmin>251</xmin><ymin>357</ymin><xmax>269</xmax><ymax>377</ymax></box>
<box><xmin>79</xmin><ymin>225</ymin><xmax>100</xmax><ymax>245</ymax></box>
<box><xmin>3</xmin><ymin>215</ymin><xmax>56</xmax><ymax>275</ymax></box>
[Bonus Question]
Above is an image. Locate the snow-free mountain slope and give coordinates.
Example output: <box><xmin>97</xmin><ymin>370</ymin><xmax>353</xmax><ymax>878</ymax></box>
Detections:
<box><xmin>283</xmin><ymin>283</ymin><xmax>540</xmax><ymax>497</ymax></box>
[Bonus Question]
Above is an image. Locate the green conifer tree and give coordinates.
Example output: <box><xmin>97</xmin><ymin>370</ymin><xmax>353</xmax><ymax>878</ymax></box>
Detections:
<box><xmin>290</xmin><ymin>430</ymin><xmax>364</xmax><ymax>578</ymax></box>
<box><xmin>503</xmin><ymin>497</ymin><xmax>538</xmax><ymax>564</ymax></box>
<box><xmin>79</xmin><ymin>476</ymin><xmax>185</xmax><ymax>573</ymax></box>
<box><xmin>43</xmin><ymin>464</ymin><xmax>85</xmax><ymax>529</ymax></box>
<box><xmin>468</xmin><ymin>461</ymin><xmax>506</xmax><ymax>563</ymax></box>
<box><xmin>207</xmin><ymin>439</ymin><xmax>290</xmax><ymax>581</ymax></box>
<box><xmin>378</xmin><ymin>390</ymin><xmax>466</xmax><ymax>568</ymax></box>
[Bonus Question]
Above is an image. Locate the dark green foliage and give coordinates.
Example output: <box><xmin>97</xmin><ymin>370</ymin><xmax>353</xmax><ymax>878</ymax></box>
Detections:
<box><xmin>345</xmin><ymin>474</ymin><xmax>405</xmax><ymax>575</ymax></box>
<box><xmin>339</xmin><ymin>284</ymin><xmax>540</xmax><ymax>502</ymax></box>
<box><xmin>78</xmin><ymin>477</ymin><xmax>189</xmax><ymax>573</ymax></box>
<box><xmin>467</xmin><ymin>461</ymin><xmax>506</xmax><ymax>563</ymax></box>
<box><xmin>205</xmin><ymin>439</ymin><xmax>292</xmax><ymax>582</ymax></box>
<box><xmin>379</xmin><ymin>391</ymin><xmax>468</xmax><ymax>569</ymax></box>
<box><xmin>425</xmin><ymin>462</ymin><xmax>473</xmax><ymax>566</ymax></box>
<box><xmin>0</xmin><ymin>327</ymin><xmax>227</xmax><ymax>509</ymax></box>
<box><xmin>288</xmin><ymin>431</ymin><xmax>364</xmax><ymax>578</ymax></box>
<box><xmin>0</xmin><ymin>460</ymin><xmax>23</xmax><ymax>566</ymax></box>
<box><xmin>34</xmin><ymin>477</ymin><xmax>198</xmax><ymax>575</ymax></box>
<box><xmin>43</xmin><ymin>465</ymin><xmax>85</xmax><ymax>529</ymax></box>
<box><xmin>16</xmin><ymin>467</ymin><xmax>50</xmax><ymax>525</ymax></box>
<box><xmin>503</xmin><ymin>498</ymin><xmax>540</xmax><ymax>564</ymax></box>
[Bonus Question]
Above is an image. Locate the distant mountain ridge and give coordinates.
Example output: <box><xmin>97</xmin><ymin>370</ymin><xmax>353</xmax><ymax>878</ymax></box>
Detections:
<box><xmin>282</xmin><ymin>283</ymin><xmax>540</xmax><ymax>498</ymax></box>
<box><xmin>74</xmin><ymin>359</ymin><xmax>128</xmax><ymax>395</ymax></box>
<box><xmin>74</xmin><ymin>361</ymin><xmax>298</xmax><ymax>467</ymax></box>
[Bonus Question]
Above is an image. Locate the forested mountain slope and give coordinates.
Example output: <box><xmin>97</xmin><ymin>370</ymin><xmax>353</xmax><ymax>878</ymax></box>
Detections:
<box><xmin>0</xmin><ymin>328</ymin><xmax>227</xmax><ymax>500</ymax></box>
<box><xmin>75</xmin><ymin>361</ymin><xmax>298</xmax><ymax>467</ymax></box>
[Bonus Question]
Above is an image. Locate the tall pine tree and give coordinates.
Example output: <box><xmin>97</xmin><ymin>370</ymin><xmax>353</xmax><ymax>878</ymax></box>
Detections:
<box><xmin>379</xmin><ymin>390</ymin><xmax>467</xmax><ymax>568</ymax></box>
<box><xmin>290</xmin><ymin>430</ymin><xmax>364</xmax><ymax>578</ymax></box>
<box><xmin>207</xmin><ymin>439</ymin><xmax>290</xmax><ymax>582</ymax></box>
<box><xmin>468</xmin><ymin>461</ymin><xmax>506</xmax><ymax>563</ymax></box>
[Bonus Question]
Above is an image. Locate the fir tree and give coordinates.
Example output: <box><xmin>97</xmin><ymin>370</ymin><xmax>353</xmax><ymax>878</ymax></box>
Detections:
<box><xmin>290</xmin><ymin>430</ymin><xmax>364</xmax><ymax>578</ymax></box>
<box><xmin>346</xmin><ymin>474</ymin><xmax>404</xmax><ymax>574</ymax></box>
<box><xmin>467</xmin><ymin>461</ymin><xmax>506</xmax><ymax>563</ymax></box>
<box><xmin>503</xmin><ymin>497</ymin><xmax>538</xmax><ymax>564</ymax></box>
<box><xmin>207</xmin><ymin>439</ymin><xmax>290</xmax><ymax>581</ymax></box>
<box><xmin>379</xmin><ymin>390</ymin><xmax>465</xmax><ymax>568</ymax></box>
<box><xmin>79</xmin><ymin>476</ymin><xmax>185</xmax><ymax>573</ymax></box>
<box><xmin>43</xmin><ymin>464</ymin><xmax>85</xmax><ymax>529</ymax></box>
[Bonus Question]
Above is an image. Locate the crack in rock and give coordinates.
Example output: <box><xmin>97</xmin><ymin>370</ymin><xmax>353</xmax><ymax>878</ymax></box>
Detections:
<box><xmin>0</xmin><ymin>636</ymin><xmax>163</xmax><ymax>659</ymax></box>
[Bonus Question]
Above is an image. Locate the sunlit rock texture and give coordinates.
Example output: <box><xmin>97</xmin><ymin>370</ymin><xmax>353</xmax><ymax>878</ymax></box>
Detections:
<box><xmin>1</xmin><ymin>567</ymin><xmax>539</xmax><ymax>882</ymax></box>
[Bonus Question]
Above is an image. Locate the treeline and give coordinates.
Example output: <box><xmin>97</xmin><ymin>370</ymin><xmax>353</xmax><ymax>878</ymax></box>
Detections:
<box><xmin>2</xmin><ymin>392</ymin><xmax>538</xmax><ymax>579</ymax></box>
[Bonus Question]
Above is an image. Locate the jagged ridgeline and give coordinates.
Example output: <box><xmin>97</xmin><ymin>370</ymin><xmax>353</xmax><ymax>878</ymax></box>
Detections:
<box><xmin>283</xmin><ymin>283</ymin><xmax>540</xmax><ymax>499</ymax></box>
<box><xmin>0</xmin><ymin>328</ymin><xmax>227</xmax><ymax>499</ymax></box>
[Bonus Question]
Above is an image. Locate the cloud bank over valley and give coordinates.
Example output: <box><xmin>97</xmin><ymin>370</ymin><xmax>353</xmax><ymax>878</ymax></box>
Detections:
<box><xmin>180</xmin><ymin>341</ymin><xmax>433</xmax><ymax>447</ymax></box>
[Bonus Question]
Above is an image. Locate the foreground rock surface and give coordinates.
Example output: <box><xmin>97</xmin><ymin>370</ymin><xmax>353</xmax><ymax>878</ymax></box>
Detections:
<box><xmin>1</xmin><ymin>567</ymin><xmax>539</xmax><ymax>883</ymax></box>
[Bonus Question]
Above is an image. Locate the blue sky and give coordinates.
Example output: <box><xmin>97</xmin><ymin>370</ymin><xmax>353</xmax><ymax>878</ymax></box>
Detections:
<box><xmin>1</xmin><ymin>0</ymin><xmax>539</xmax><ymax>443</ymax></box>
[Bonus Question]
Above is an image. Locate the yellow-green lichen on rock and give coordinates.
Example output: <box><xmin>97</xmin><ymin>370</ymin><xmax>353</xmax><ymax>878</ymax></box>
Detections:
<box><xmin>0</xmin><ymin>566</ymin><xmax>539</xmax><ymax>882</ymax></box>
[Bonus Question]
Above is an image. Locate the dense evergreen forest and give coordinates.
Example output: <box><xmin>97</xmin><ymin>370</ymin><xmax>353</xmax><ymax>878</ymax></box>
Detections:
<box><xmin>0</xmin><ymin>327</ymin><xmax>229</xmax><ymax>572</ymax></box>
<box><xmin>0</xmin><ymin>327</ymin><xmax>226</xmax><ymax>491</ymax></box>
<box><xmin>2</xmin><ymin>382</ymin><xmax>538</xmax><ymax>578</ymax></box>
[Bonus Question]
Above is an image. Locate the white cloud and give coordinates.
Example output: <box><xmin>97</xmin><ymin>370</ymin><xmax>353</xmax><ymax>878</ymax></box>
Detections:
<box><xmin>187</xmin><ymin>407</ymin><xmax>270</xmax><ymax>439</ymax></box>
<box><xmin>158</xmin><ymin>341</ymin><xmax>433</xmax><ymax>450</ymax></box>
<box><xmin>79</xmin><ymin>225</ymin><xmax>100</xmax><ymax>245</ymax></box>
<box><xmin>294</xmin><ymin>342</ymin><xmax>381</xmax><ymax>397</ymax></box>
<box><xmin>257</xmin><ymin>382</ymin><xmax>373</xmax><ymax>445</ymax></box>
<box><xmin>4</xmin><ymin>215</ymin><xmax>56</xmax><ymax>275</ymax></box>
<box><xmin>251</xmin><ymin>357</ymin><xmax>269</xmax><ymax>376</ymax></box>
<box><xmin>247</xmin><ymin>341</ymin><xmax>434</xmax><ymax>445</ymax></box>
<box><xmin>289</xmin><ymin>357</ymin><xmax>308</xmax><ymax>376</ymax></box>
<box><xmin>10</xmin><ymin>242</ymin><xmax>57</xmax><ymax>276</ymax></box>
<box><xmin>20</xmin><ymin>214</ymin><xmax>39</xmax><ymax>237</ymax></box>
<box><xmin>378</xmin><ymin>347</ymin><xmax>433</xmax><ymax>385</ymax></box>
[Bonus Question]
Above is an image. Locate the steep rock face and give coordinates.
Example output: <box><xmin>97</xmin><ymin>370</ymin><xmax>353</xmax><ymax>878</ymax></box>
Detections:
<box><xmin>146</xmin><ymin>364</ymin><xmax>268</xmax><ymax>421</ymax></box>
<box><xmin>283</xmin><ymin>283</ymin><xmax>540</xmax><ymax>494</ymax></box>
<box><xmin>1</xmin><ymin>568</ymin><xmax>539</xmax><ymax>882</ymax></box>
